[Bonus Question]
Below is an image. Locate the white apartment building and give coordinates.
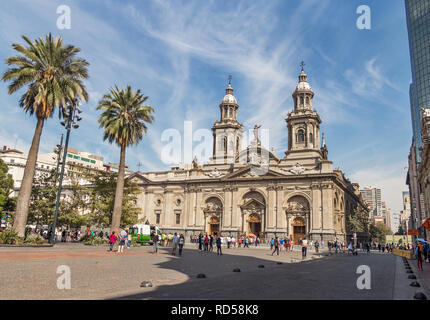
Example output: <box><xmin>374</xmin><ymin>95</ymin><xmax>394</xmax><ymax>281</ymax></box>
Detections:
<box><xmin>0</xmin><ymin>146</ymin><xmax>58</xmax><ymax>197</ymax></box>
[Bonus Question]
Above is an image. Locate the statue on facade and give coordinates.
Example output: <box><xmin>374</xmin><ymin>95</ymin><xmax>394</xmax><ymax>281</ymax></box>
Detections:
<box><xmin>253</xmin><ymin>125</ymin><xmax>261</xmax><ymax>144</ymax></box>
<box><xmin>192</xmin><ymin>156</ymin><xmax>202</xmax><ymax>171</ymax></box>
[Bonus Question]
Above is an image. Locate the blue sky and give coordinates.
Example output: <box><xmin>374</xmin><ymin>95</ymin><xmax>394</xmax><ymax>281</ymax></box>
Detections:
<box><xmin>0</xmin><ymin>0</ymin><xmax>412</xmax><ymax>214</ymax></box>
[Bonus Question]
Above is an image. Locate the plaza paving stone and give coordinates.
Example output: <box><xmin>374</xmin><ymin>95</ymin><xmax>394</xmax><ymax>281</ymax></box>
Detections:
<box><xmin>0</xmin><ymin>243</ymin><xmax>405</xmax><ymax>300</ymax></box>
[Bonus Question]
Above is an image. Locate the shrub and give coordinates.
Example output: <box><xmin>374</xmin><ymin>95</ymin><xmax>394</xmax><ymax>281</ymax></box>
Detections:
<box><xmin>24</xmin><ymin>233</ymin><xmax>46</xmax><ymax>244</ymax></box>
<box><xmin>84</xmin><ymin>236</ymin><xmax>108</xmax><ymax>245</ymax></box>
<box><xmin>0</xmin><ymin>229</ymin><xmax>21</xmax><ymax>244</ymax></box>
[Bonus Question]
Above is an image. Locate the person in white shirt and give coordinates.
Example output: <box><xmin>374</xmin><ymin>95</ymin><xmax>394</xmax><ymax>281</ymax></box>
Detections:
<box><xmin>227</xmin><ymin>236</ymin><xmax>231</xmax><ymax>249</ymax></box>
<box><xmin>301</xmin><ymin>238</ymin><xmax>308</xmax><ymax>259</ymax></box>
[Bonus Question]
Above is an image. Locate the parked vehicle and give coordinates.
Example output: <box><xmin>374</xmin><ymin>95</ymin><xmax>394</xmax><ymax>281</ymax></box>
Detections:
<box><xmin>129</xmin><ymin>224</ymin><xmax>161</xmax><ymax>244</ymax></box>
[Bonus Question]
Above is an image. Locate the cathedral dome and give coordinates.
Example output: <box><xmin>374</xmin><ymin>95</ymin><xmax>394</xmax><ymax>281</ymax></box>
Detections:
<box><xmin>222</xmin><ymin>84</ymin><xmax>237</xmax><ymax>104</ymax></box>
<box><xmin>295</xmin><ymin>70</ymin><xmax>312</xmax><ymax>91</ymax></box>
<box><xmin>222</xmin><ymin>93</ymin><xmax>237</xmax><ymax>104</ymax></box>
<box><xmin>296</xmin><ymin>81</ymin><xmax>312</xmax><ymax>91</ymax></box>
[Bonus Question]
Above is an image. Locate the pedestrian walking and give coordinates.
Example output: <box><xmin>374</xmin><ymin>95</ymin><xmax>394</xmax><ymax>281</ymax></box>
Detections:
<box><xmin>347</xmin><ymin>242</ymin><xmax>353</xmax><ymax>254</ymax></box>
<box><xmin>109</xmin><ymin>231</ymin><xmax>117</xmax><ymax>251</ymax></box>
<box><xmin>244</xmin><ymin>237</ymin><xmax>249</xmax><ymax>248</ymax></box>
<box><xmin>152</xmin><ymin>232</ymin><xmax>159</xmax><ymax>253</ymax></box>
<box><xmin>178</xmin><ymin>234</ymin><xmax>185</xmax><ymax>256</ymax></box>
<box><xmin>315</xmin><ymin>240</ymin><xmax>320</xmax><ymax>253</ymax></box>
<box><xmin>272</xmin><ymin>237</ymin><xmax>279</xmax><ymax>256</ymax></box>
<box><xmin>127</xmin><ymin>231</ymin><xmax>131</xmax><ymax>249</ymax></box>
<box><xmin>301</xmin><ymin>238</ymin><xmax>308</xmax><ymax>259</ymax></box>
<box><xmin>209</xmin><ymin>235</ymin><xmax>214</xmax><ymax>252</ymax></box>
<box><xmin>204</xmin><ymin>234</ymin><xmax>209</xmax><ymax>251</ymax></box>
<box><xmin>270</xmin><ymin>238</ymin><xmax>274</xmax><ymax>250</ymax></box>
<box><xmin>171</xmin><ymin>233</ymin><xmax>178</xmax><ymax>256</ymax></box>
<box><xmin>118</xmin><ymin>232</ymin><xmax>126</xmax><ymax>253</ymax></box>
<box><xmin>416</xmin><ymin>242</ymin><xmax>424</xmax><ymax>271</ymax></box>
<box><xmin>216</xmin><ymin>235</ymin><xmax>223</xmax><ymax>255</ymax></box>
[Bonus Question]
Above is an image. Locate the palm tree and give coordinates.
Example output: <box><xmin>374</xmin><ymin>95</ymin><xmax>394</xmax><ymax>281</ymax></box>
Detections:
<box><xmin>2</xmin><ymin>34</ymin><xmax>89</xmax><ymax>237</ymax></box>
<box><xmin>97</xmin><ymin>85</ymin><xmax>154</xmax><ymax>233</ymax></box>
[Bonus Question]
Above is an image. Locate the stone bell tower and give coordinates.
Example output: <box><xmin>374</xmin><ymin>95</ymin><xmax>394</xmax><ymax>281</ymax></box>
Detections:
<box><xmin>211</xmin><ymin>76</ymin><xmax>244</xmax><ymax>164</ymax></box>
<box><xmin>285</xmin><ymin>63</ymin><xmax>323</xmax><ymax>160</ymax></box>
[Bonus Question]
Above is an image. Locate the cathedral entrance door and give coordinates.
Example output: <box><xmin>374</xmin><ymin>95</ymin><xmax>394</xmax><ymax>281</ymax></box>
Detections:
<box><xmin>292</xmin><ymin>217</ymin><xmax>306</xmax><ymax>244</ymax></box>
<box><xmin>209</xmin><ymin>216</ymin><xmax>220</xmax><ymax>236</ymax></box>
<box><xmin>248</xmin><ymin>213</ymin><xmax>261</xmax><ymax>236</ymax></box>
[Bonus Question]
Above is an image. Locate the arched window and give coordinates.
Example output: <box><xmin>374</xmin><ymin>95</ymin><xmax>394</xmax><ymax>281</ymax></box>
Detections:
<box><xmin>297</xmin><ymin>129</ymin><xmax>305</xmax><ymax>143</ymax></box>
<box><xmin>300</xmin><ymin>96</ymin><xmax>304</xmax><ymax>104</ymax></box>
<box><xmin>306</xmin><ymin>96</ymin><xmax>309</xmax><ymax>104</ymax></box>
<box><xmin>229</xmin><ymin>108</ymin><xmax>232</xmax><ymax>117</ymax></box>
<box><xmin>223</xmin><ymin>137</ymin><xmax>227</xmax><ymax>152</ymax></box>
<box><xmin>309</xmin><ymin>133</ymin><xmax>313</xmax><ymax>143</ymax></box>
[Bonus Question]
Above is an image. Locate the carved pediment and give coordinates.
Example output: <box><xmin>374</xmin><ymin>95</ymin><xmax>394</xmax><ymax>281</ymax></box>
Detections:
<box><xmin>125</xmin><ymin>172</ymin><xmax>152</xmax><ymax>184</ymax></box>
<box><xmin>221</xmin><ymin>166</ymin><xmax>287</xmax><ymax>181</ymax></box>
<box><xmin>203</xmin><ymin>168</ymin><xmax>224</xmax><ymax>178</ymax></box>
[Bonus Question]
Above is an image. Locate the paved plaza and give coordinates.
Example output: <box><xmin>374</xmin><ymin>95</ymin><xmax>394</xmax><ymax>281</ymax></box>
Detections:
<box><xmin>0</xmin><ymin>243</ymin><xmax>426</xmax><ymax>300</ymax></box>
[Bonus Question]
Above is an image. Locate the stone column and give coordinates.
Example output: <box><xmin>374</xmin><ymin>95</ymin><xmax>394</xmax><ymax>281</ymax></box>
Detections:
<box><xmin>268</xmin><ymin>187</ymin><xmax>276</xmax><ymax>229</ymax></box>
<box><xmin>224</xmin><ymin>187</ymin><xmax>231</xmax><ymax>228</ymax></box>
<box><xmin>311</xmin><ymin>183</ymin><xmax>321</xmax><ymax>231</ymax></box>
<box><xmin>196</xmin><ymin>189</ymin><xmax>203</xmax><ymax>228</ymax></box>
<box><xmin>322</xmin><ymin>183</ymin><xmax>334</xmax><ymax>231</ymax></box>
<box><xmin>276</xmin><ymin>186</ymin><xmax>283</xmax><ymax>232</ymax></box>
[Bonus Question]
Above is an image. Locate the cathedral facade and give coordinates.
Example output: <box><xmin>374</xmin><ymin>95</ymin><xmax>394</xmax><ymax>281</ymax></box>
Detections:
<box><xmin>129</xmin><ymin>68</ymin><xmax>366</xmax><ymax>242</ymax></box>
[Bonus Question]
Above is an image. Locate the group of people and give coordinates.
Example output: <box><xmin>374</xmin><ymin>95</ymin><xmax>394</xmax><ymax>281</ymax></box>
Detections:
<box><xmin>190</xmin><ymin>234</ymin><xmax>261</xmax><ymax>248</ymax></box>
<box><xmin>108</xmin><ymin>230</ymin><xmax>132</xmax><ymax>253</ymax></box>
<box><xmin>269</xmin><ymin>237</ymin><xmax>318</xmax><ymax>258</ymax></box>
<box><xmin>194</xmin><ymin>233</ymin><xmax>230</xmax><ymax>255</ymax></box>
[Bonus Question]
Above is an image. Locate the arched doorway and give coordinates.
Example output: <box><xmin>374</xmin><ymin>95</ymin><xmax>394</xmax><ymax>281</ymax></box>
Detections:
<box><xmin>209</xmin><ymin>216</ymin><xmax>220</xmax><ymax>235</ymax></box>
<box><xmin>248</xmin><ymin>213</ymin><xmax>261</xmax><ymax>235</ymax></box>
<box><xmin>240</xmin><ymin>191</ymin><xmax>266</xmax><ymax>237</ymax></box>
<box><xmin>292</xmin><ymin>217</ymin><xmax>306</xmax><ymax>244</ymax></box>
<box><xmin>285</xmin><ymin>195</ymin><xmax>310</xmax><ymax>243</ymax></box>
<box><xmin>203</xmin><ymin>197</ymin><xmax>223</xmax><ymax>235</ymax></box>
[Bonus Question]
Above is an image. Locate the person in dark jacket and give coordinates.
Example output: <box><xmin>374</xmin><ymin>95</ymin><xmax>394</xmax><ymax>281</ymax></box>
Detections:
<box><xmin>216</xmin><ymin>235</ymin><xmax>222</xmax><ymax>255</ymax></box>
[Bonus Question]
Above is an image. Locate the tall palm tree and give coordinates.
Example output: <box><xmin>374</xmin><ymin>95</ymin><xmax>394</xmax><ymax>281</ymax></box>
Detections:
<box><xmin>97</xmin><ymin>85</ymin><xmax>154</xmax><ymax>233</ymax></box>
<box><xmin>2</xmin><ymin>34</ymin><xmax>89</xmax><ymax>237</ymax></box>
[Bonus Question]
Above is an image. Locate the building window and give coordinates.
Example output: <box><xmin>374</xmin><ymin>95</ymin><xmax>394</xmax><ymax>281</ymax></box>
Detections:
<box><xmin>10</xmin><ymin>159</ymin><xmax>14</xmax><ymax>164</ymax></box>
<box><xmin>306</xmin><ymin>97</ymin><xmax>309</xmax><ymax>104</ymax></box>
<box><xmin>300</xmin><ymin>96</ymin><xmax>304</xmax><ymax>104</ymax></box>
<box><xmin>309</xmin><ymin>133</ymin><xmax>313</xmax><ymax>143</ymax></box>
<box><xmin>174</xmin><ymin>210</ymin><xmax>181</xmax><ymax>225</ymax></box>
<box><xmin>297</xmin><ymin>129</ymin><xmax>305</xmax><ymax>143</ymax></box>
<box><xmin>155</xmin><ymin>209</ymin><xmax>161</xmax><ymax>224</ymax></box>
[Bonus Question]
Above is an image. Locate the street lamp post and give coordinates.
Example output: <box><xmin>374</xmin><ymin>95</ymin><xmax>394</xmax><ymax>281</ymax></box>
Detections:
<box><xmin>55</xmin><ymin>134</ymin><xmax>64</xmax><ymax>175</ymax></box>
<box><xmin>50</xmin><ymin>103</ymin><xmax>82</xmax><ymax>245</ymax></box>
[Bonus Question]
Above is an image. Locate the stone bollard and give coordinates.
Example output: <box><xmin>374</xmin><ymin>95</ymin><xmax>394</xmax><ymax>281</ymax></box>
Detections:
<box><xmin>414</xmin><ymin>292</ymin><xmax>427</xmax><ymax>300</ymax></box>
<box><xmin>140</xmin><ymin>281</ymin><xmax>153</xmax><ymax>287</ymax></box>
<box><xmin>197</xmin><ymin>273</ymin><xmax>206</xmax><ymax>278</ymax></box>
<box><xmin>233</xmin><ymin>268</ymin><xmax>241</xmax><ymax>272</ymax></box>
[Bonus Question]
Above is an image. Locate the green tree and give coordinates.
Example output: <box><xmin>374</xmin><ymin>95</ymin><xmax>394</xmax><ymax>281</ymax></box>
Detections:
<box><xmin>395</xmin><ymin>225</ymin><xmax>405</xmax><ymax>235</ymax></box>
<box><xmin>86</xmin><ymin>171</ymin><xmax>141</xmax><ymax>229</ymax></box>
<box><xmin>0</xmin><ymin>159</ymin><xmax>14</xmax><ymax>213</ymax></box>
<box><xmin>28</xmin><ymin>170</ymin><xmax>58</xmax><ymax>227</ymax></box>
<box><xmin>369</xmin><ymin>223</ymin><xmax>393</xmax><ymax>242</ymax></box>
<box><xmin>57</xmin><ymin>177</ymin><xmax>89</xmax><ymax>228</ymax></box>
<box><xmin>347</xmin><ymin>205</ymin><xmax>370</xmax><ymax>235</ymax></box>
<box><xmin>97</xmin><ymin>85</ymin><xmax>154</xmax><ymax>233</ymax></box>
<box><xmin>2</xmin><ymin>34</ymin><xmax>89</xmax><ymax>237</ymax></box>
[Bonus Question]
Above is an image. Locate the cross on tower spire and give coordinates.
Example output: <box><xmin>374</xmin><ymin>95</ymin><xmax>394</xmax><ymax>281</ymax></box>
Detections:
<box><xmin>300</xmin><ymin>61</ymin><xmax>305</xmax><ymax>72</ymax></box>
<box><xmin>228</xmin><ymin>75</ymin><xmax>232</xmax><ymax>85</ymax></box>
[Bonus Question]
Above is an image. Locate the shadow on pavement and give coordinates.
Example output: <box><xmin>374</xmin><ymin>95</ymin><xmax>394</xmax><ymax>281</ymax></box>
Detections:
<box><xmin>112</xmin><ymin>247</ymin><xmax>392</xmax><ymax>300</ymax></box>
